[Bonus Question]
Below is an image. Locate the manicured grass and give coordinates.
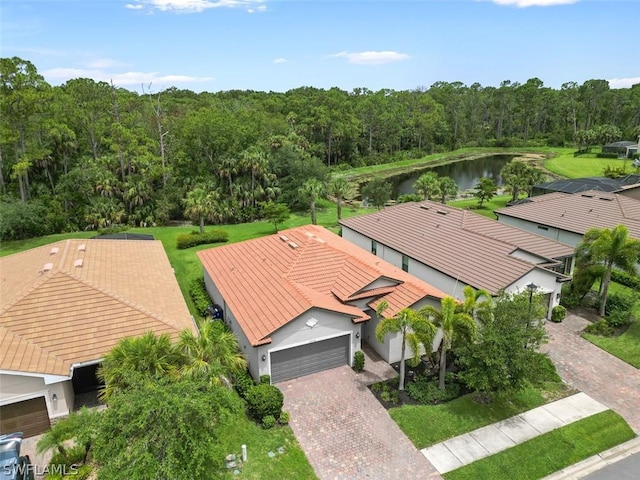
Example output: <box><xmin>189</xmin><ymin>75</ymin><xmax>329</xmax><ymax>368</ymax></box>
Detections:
<box><xmin>582</xmin><ymin>282</ymin><xmax>640</xmax><ymax>368</ymax></box>
<box><xmin>447</xmin><ymin>194</ymin><xmax>512</xmax><ymax>219</ymax></box>
<box><xmin>217</xmin><ymin>415</ymin><xmax>317</xmax><ymax>480</ymax></box>
<box><xmin>389</xmin><ymin>384</ymin><xmax>569</xmax><ymax>449</ymax></box>
<box><xmin>444</xmin><ymin>410</ymin><xmax>636</xmax><ymax>480</ymax></box>
<box><xmin>544</xmin><ymin>152</ymin><xmax>637</xmax><ymax>178</ymax></box>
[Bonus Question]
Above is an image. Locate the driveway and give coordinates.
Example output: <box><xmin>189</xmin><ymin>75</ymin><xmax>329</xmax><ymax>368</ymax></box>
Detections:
<box><xmin>543</xmin><ymin>313</ymin><xmax>640</xmax><ymax>434</ymax></box>
<box><xmin>279</xmin><ymin>361</ymin><xmax>441</xmax><ymax>480</ymax></box>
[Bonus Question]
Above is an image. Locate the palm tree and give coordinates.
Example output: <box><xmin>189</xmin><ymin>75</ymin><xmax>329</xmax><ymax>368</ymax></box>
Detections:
<box><xmin>438</xmin><ymin>176</ymin><xmax>458</xmax><ymax>204</ymax></box>
<box><xmin>37</xmin><ymin>407</ymin><xmax>99</xmax><ymax>464</ymax></box>
<box><xmin>413</xmin><ymin>172</ymin><xmax>441</xmax><ymax>201</ymax></box>
<box><xmin>375</xmin><ymin>301</ymin><xmax>437</xmax><ymax>391</ymax></box>
<box><xmin>183</xmin><ymin>186</ymin><xmax>220</xmax><ymax>234</ymax></box>
<box><xmin>459</xmin><ymin>285</ymin><xmax>493</xmax><ymax>324</ymax></box>
<box><xmin>97</xmin><ymin>332</ymin><xmax>183</xmax><ymax>402</ymax></box>
<box><xmin>421</xmin><ymin>297</ymin><xmax>476</xmax><ymax>390</ymax></box>
<box><xmin>300</xmin><ymin>178</ymin><xmax>325</xmax><ymax>225</ymax></box>
<box><xmin>578</xmin><ymin>225</ymin><xmax>640</xmax><ymax>316</ymax></box>
<box><xmin>178</xmin><ymin>322</ymin><xmax>247</xmax><ymax>387</ymax></box>
<box><xmin>328</xmin><ymin>177</ymin><xmax>355</xmax><ymax>220</ymax></box>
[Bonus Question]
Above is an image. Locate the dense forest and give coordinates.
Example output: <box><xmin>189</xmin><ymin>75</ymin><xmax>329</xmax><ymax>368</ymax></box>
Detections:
<box><xmin>1</xmin><ymin>56</ymin><xmax>639</xmax><ymax>240</ymax></box>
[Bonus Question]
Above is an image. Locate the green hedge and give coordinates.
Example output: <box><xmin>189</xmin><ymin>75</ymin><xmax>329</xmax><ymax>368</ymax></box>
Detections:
<box><xmin>611</xmin><ymin>269</ymin><xmax>640</xmax><ymax>290</ymax></box>
<box><xmin>189</xmin><ymin>277</ymin><xmax>211</xmax><ymax>317</ymax></box>
<box><xmin>176</xmin><ymin>229</ymin><xmax>228</xmax><ymax>249</ymax></box>
<box><xmin>596</xmin><ymin>152</ymin><xmax>620</xmax><ymax>158</ymax></box>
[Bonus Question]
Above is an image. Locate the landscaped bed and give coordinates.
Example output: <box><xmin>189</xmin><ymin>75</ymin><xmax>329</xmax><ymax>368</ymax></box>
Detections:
<box><xmin>443</xmin><ymin>410</ymin><xmax>636</xmax><ymax>480</ymax></box>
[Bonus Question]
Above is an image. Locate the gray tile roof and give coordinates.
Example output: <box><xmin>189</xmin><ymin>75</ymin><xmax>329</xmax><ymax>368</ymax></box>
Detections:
<box><xmin>495</xmin><ymin>190</ymin><xmax>640</xmax><ymax>239</ymax></box>
<box><xmin>340</xmin><ymin>201</ymin><xmax>572</xmax><ymax>295</ymax></box>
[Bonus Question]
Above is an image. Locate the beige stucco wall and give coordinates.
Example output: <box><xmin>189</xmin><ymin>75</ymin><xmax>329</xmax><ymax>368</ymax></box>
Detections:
<box><xmin>0</xmin><ymin>373</ymin><xmax>73</xmax><ymax>419</ymax></box>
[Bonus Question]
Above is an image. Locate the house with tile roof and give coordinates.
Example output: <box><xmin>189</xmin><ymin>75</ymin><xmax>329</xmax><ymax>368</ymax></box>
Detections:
<box><xmin>0</xmin><ymin>239</ymin><xmax>196</xmax><ymax>438</ymax></box>
<box><xmin>340</xmin><ymin>201</ymin><xmax>573</xmax><ymax>318</ymax></box>
<box><xmin>495</xmin><ymin>190</ymin><xmax>640</xmax><ymax>248</ymax></box>
<box><xmin>197</xmin><ymin>225</ymin><xmax>449</xmax><ymax>383</ymax></box>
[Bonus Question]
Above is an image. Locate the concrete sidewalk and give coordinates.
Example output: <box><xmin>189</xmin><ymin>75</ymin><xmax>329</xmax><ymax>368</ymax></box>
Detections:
<box><xmin>421</xmin><ymin>392</ymin><xmax>608</xmax><ymax>474</ymax></box>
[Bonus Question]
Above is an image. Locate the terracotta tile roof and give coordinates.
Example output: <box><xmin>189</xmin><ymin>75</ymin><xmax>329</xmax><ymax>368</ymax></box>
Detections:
<box><xmin>197</xmin><ymin>225</ymin><xmax>448</xmax><ymax>346</ymax></box>
<box><xmin>0</xmin><ymin>239</ymin><xmax>196</xmax><ymax>377</ymax></box>
<box><xmin>340</xmin><ymin>201</ymin><xmax>573</xmax><ymax>296</ymax></box>
<box><xmin>495</xmin><ymin>190</ymin><xmax>640</xmax><ymax>239</ymax></box>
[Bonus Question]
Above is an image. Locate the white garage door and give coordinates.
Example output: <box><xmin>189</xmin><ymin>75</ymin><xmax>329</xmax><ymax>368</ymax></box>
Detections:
<box><xmin>270</xmin><ymin>335</ymin><xmax>350</xmax><ymax>384</ymax></box>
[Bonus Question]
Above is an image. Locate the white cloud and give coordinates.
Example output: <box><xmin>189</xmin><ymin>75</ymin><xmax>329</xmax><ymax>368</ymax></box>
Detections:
<box><xmin>42</xmin><ymin>67</ymin><xmax>212</xmax><ymax>87</ymax></box>
<box><xmin>330</xmin><ymin>51</ymin><xmax>410</xmax><ymax>66</ymax></box>
<box><xmin>608</xmin><ymin>77</ymin><xmax>640</xmax><ymax>89</ymax></box>
<box><xmin>273</xmin><ymin>57</ymin><xmax>288</xmax><ymax>64</ymax></box>
<box><xmin>490</xmin><ymin>0</ymin><xmax>578</xmax><ymax>7</ymax></box>
<box><xmin>86</xmin><ymin>58</ymin><xmax>122</xmax><ymax>69</ymax></box>
<box><xmin>125</xmin><ymin>0</ymin><xmax>266</xmax><ymax>13</ymax></box>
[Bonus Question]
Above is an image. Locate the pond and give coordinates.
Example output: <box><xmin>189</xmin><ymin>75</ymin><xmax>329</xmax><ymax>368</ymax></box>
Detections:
<box><xmin>393</xmin><ymin>154</ymin><xmax>515</xmax><ymax>197</ymax></box>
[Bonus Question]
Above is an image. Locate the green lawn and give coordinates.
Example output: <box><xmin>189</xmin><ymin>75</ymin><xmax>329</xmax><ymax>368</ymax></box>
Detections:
<box><xmin>444</xmin><ymin>410</ymin><xmax>636</xmax><ymax>480</ymax></box>
<box><xmin>218</xmin><ymin>416</ymin><xmax>317</xmax><ymax>480</ymax></box>
<box><xmin>582</xmin><ymin>282</ymin><xmax>640</xmax><ymax>368</ymax></box>
<box><xmin>544</xmin><ymin>152</ymin><xmax>637</xmax><ymax>178</ymax></box>
<box><xmin>447</xmin><ymin>194</ymin><xmax>512</xmax><ymax>219</ymax></box>
<box><xmin>389</xmin><ymin>383</ymin><xmax>569</xmax><ymax>449</ymax></box>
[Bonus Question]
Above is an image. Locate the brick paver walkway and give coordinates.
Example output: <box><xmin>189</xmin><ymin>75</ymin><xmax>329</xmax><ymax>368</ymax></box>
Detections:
<box><xmin>279</xmin><ymin>365</ymin><xmax>441</xmax><ymax>480</ymax></box>
<box><xmin>543</xmin><ymin>313</ymin><xmax>640</xmax><ymax>434</ymax></box>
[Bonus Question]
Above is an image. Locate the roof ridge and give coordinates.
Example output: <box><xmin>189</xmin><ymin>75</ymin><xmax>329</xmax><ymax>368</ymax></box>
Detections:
<box><xmin>0</xmin><ymin>270</ymin><xmax>55</xmax><ymax>318</ymax></box>
<box><xmin>59</xmin><ymin>270</ymin><xmax>188</xmax><ymax>333</ymax></box>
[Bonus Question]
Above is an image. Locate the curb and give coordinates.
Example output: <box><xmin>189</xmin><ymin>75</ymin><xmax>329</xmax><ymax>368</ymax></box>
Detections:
<box><xmin>543</xmin><ymin>436</ymin><xmax>640</xmax><ymax>479</ymax></box>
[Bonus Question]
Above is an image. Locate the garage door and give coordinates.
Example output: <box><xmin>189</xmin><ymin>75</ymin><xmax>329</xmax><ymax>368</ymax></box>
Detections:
<box><xmin>270</xmin><ymin>335</ymin><xmax>349</xmax><ymax>384</ymax></box>
<box><xmin>0</xmin><ymin>397</ymin><xmax>51</xmax><ymax>438</ymax></box>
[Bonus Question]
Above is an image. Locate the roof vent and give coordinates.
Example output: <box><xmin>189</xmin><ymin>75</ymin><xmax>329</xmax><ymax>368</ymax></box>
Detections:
<box><xmin>599</xmin><ymin>197</ymin><xmax>613</xmax><ymax>201</ymax></box>
<box><xmin>74</xmin><ymin>258</ymin><xmax>84</xmax><ymax>268</ymax></box>
<box><xmin>288</xmin><ymin>241</ymin><xmax>299</xmax><ymax>249</ymax></box>
<box><xmin>50</xmin><ymin>247</ymin><xmax>59</xmax><ymax>255</ymax></box>
<box><xmin>279</xmin><ymin>235</ymin><xmax>289</xmax><ymax>242</ymax></box>
<box><xmin>77</xmin><ymin>244</ymin><xmax>86</xmax><ymax>252</ymax></box>
<box><xmin>420</xmin><ymin>205</ymin><xmax>430</xmax><ymax>210</ymax></box>
<box><xmin>305</xmin><ymin>318</ymin><xmax>318</xmax><ymax>328</ymax></box>
<box><xmin>304</xmin><ymin>231</ymin><xmax>314</xmax><ymax>238</ymax></box>
<box><xmin>436</xmin><ymin>210</ymin><xmax>447</xmax><ymax>215</ymax></box>
<box><xmin>43</xmin><ymin>262</ymin><xmax>53</xmax><ymax>272</ymax></box>
<box><xmin>581</xmin><ymin>194</ymin><xmax>594</xmax><ymax>198</ymax></box>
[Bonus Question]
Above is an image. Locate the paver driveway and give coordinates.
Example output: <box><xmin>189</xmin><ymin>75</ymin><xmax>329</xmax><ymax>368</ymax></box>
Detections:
<box><xmin>279</xmin><ymin>365</ymin><xmax>441</xmax><ymax>480</ymax></box>
<box><xmin>543</xmin><ymin>313</ymin><xmax>640</xmax><ymax>434</ymax></box>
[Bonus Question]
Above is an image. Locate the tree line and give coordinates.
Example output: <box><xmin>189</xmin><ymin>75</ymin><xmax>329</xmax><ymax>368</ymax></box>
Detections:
<box><xmin>2</xmin><ymin>56</ymin><xmax>639</xmax><ymax>239</ymax></box>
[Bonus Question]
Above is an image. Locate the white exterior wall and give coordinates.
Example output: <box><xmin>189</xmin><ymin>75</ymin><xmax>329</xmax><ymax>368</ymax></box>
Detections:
<box><xmin>260</xmin><ymin>308</ymin><xmax>360</xmax><ymax>380</ymax></box>
<box><xmin>496</xmin><ymin>215</ymin><xmax>583</xmax><ymax>247</ymax></box>
<box><xmin>0</xmin><ymin>373</ymin><xmax>73</xmax><ymax>419</ymax></box>
<box><xmin>507</xmin><ymin>269</ymin><xmax>564</xmax><ymax>318</ymax></box>
<box><xmin>202</xmin><ymin>270</ymin><xmax>259</xmax><ymax>379</ymax></box>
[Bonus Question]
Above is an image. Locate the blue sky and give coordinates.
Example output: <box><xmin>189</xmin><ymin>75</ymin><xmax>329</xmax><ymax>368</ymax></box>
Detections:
<box><xmin>1</xmin><ymin>0</ymin><xmax>638</xmax><ymax>93</ymax></box>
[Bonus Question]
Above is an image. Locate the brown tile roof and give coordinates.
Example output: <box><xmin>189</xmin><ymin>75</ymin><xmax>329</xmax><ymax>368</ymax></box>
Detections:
<box><xmin>495</xmin><ymin>190</ymin><xmax>640</xmax><ymax>239</ymax></box>
<box><xmin>0</xmin><ymin>239</ymin><xmax>196</xmax><ymax>377</ymax></box>
<box><xmin>197</xmin><ymin>225</ymin><xmax>448</xmax><ymax>346</ymax></box>
<box><xmin>340</xmin><ymin>201</ymin><xmax>573</xmax><ymax>295</ymax></box>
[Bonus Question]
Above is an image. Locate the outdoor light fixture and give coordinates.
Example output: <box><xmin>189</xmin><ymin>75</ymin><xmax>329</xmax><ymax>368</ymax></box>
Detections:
<box><xmin>525</xmin><ymin>282</ymin><xmax>537</xmax><ymax>344</ymax></box>
<box><xmin>261</xmin><ymin>354</ymin><xmax>266</xmax><ymax>361</ymax></box>
<box><xmin>52</xmin><ymin>393</ymin><xmax>58</xmax><ymax>402</ymax></box>
<box><xmin>355</xmin><ymin>332</ymin><xmax>360</xmax><ymax>339</ymax></box>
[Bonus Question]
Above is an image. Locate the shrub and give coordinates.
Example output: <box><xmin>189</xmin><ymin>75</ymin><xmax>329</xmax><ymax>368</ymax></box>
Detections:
<box><xmin>245</xmin><ymin>384</ymin><xmax>284</xmax><ymax>422</ymax></box>
<box><xmin>262</xmin><ymin>415</ymin><xmax>276</xmax><ymax>429</ymax></box>
<box><xmin>597</xmin><ymin>153</ymin><xmax>620</xmax><ymax>159</ymax></box>
<box><xmin>279</xmin><ymin>411</ymin><xmax>290</xmax><ymax>425</ymax></box>
<box><xmin>604</xmin><ymin>291</ymin><xmax>636</xmax><ymax>317</ymax></box>
<box><xmin>551</xmin><ymin>305</ymin><xmax>567</xmax><ymax>323</ymax></box>
<box><xmin>189</xmin><ymin>277</ymin><xmax>211</xmax><ymax>317</ymax></box>
<box><xmin>584</xmin><ymin>320</ymin><xmax>614</xmax><ymax>337</ymax></box>
<box><xmin>611</xmin><ymin>270</ymin><xmax>640</xmax><ymax>290</ymax></box>
<box><xmin>353</xmin><ymin>350</ymin><xmax>365</xmax><ymax>373</ymax></box>
<box><xmin>526</xmin><ymin>352</ymin><xmax>562</xmax><ymax>386</ymax></box>
<box><xmin>560</xmin><ymin>293</ymin><xmax>581</xmax><ymax>309</ymax></box>
<box><xmin>176</xmin><ymin>229</ymin><xmax>228</xmax><ymax>249</ymax></box>
<box><xmin>259</xmin><ymin>374</ymin><xmax>271</xmax><ymax>385</ymax></box>
<box><xmin>0</xmin><ymin>200</ymin><xmax>51</xmax><ymax>241</ymax></box>
<box><xmin>606</xmin><ymin>310</ymin><xmax>631</xmax><ymax>329</ymax></box>
<box><xmin>406</xmin><ymin>375</ymin><xmax>461</xmax><ymax>404</ymax></box>
<box><xmin>380</xmin><ymin>387</ymin><xmax>399</xmax><ymax>404</ymax></box>
<box><xmin>371</xmin><ymin>382</ymin><xmax>383</xmax><ymax>393</ymax></box>
<box><xmin>234</xmin><ymin>370</ymin><xmax>256</xmax><ymax>400</ymax></box>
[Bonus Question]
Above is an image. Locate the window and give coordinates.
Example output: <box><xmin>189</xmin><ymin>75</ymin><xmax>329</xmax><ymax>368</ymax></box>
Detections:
<box><xmin>537</xmin><ymin>225</ymin><xmax>549</xmax><ymax>231</ymax></box>
<box><xmin>371</xmin><ymin>240</ymin><xmax>377</xmax><ymax>255</ymax></box>
<box><xmin>402</xmin><ymin>255</ymin><xmax>409</xmax><ymax>272</ymax></box>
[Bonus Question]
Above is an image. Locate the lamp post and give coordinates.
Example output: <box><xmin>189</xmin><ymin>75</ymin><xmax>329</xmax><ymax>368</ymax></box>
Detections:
<box><xmin>526</xmin><ymin>282</ymin><xmax>537</xmax><ymax>331</ymax></box>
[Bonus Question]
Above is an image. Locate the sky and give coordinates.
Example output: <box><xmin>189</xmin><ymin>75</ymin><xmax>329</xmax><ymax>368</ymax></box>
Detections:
<box><xmin>1</xmin><ymin>0</ymin><xmax>638</xmax><ymax>94</ymax></box>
